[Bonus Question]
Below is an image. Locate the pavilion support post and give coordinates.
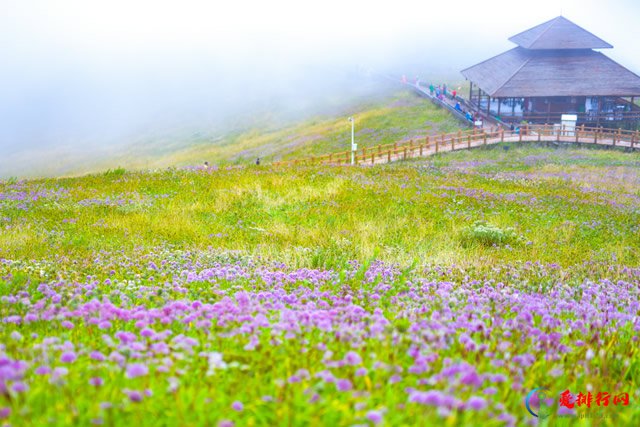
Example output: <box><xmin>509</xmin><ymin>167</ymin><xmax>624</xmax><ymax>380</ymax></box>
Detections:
<box><xmin>469</xmin><ymin>82</ymin><xmax>473</xmax><ymax>105</ymax></box>
<box><xmin>497</xmin><ymin>98</ymin><xmax>501</xmax><ymax>119</ymax></box>
<box><xmin>547</xmin><ymin>100</ymin><xmax>551</xmax><ymax>124</ymax></box>
<box><xmin>486</xmin><ymin>95</ymin><xmax>490</xmax><ymax>117</ymax></box>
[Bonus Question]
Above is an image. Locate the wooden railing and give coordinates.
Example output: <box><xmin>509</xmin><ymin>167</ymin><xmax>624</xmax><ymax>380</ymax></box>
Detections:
<box><xmin>271</xmin><ymin>124</ymin><xmax>640</xmax><ymax>167</ymax></box>
<box><xmin>486</xmin><ymin>111</ymin><xmax>640</xmax><ymax>124</ymax></box>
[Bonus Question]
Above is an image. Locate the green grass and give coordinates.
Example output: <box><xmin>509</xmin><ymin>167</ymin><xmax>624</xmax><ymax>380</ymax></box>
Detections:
<box><xmin>2</xmin><ymin>143</ymin><xmax>639</xmax><ymax>272</ymax></box>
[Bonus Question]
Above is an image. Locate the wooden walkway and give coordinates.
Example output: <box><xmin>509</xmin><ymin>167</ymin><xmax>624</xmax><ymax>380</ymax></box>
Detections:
<box><xmin>272</xmin><ymin>125</ymin><xmax>640</xmax><ymax>167</ymax></box>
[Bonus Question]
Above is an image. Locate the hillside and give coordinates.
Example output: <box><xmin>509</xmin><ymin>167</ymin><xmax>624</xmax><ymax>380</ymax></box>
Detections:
<box><xmin>2</xmin><ymin>143</ymin><xmax>640</xmax><ymax>426</ymax></box>
<box><xmin>0</xmin><ymin>85</ymin><xmax>463</xmax><ymax>179</ymax></box>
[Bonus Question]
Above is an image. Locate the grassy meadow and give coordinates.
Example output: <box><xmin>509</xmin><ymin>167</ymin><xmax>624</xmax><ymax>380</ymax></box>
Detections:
<box><xmin>0</xmin><ymin>88</ymin><xmax>462</xmax><ymax>179</ymax></box>
<box><xmin>1</xmin><ymin>105</ymin><xmax>640</xmax><ymax>425</ymax></box>
<box><xmin>98</xmin><ymin>90</ymin><xmax>462</xmax><ymax>171</ymax></box>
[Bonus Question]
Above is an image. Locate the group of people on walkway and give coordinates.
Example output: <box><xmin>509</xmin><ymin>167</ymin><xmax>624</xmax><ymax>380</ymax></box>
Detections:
<box><xmin>427</xmin><ymin>83</ymin><xmax>457</xmax><ymax>102</ymax></box>
<box><xmin>402</xmin><ymin>75</ymin><xmax>485</xmax><ymax>128</ymax></box>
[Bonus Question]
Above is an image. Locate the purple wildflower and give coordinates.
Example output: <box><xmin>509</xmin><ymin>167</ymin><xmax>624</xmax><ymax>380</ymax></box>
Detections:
<box><xmin>125</xmin><ymin>390</ymin><xmax>143</xmax><ymax>402</ymax></box>
<box><xmin>466</xmin><ymin>396</ymin><xmax>487</xmax><ymax>411</ymax></box>
<box><xmin>366</xmin><ymin>410</ymin><xmax>383</xmax><ymax>424</ymax></box>
<box><xmin>231</xmin><ymin>401</ymin><xmax>244</xmax><ymax>411</ymax></box>
<box><xmin>61</xmin><ymin>320</ymin><xmax>74</xmax><ymax>329</ymax></box>
<box><xmin>344</xmin><ymin>351</ymin><xmax>362</xmax><ymax>366</ymax></box>
<box><xmin>336</xmin><ymin>379</ymin><xmax>353</xmax><ymax>392</ymax></box>
<box><xmin>35</xmin><ymin>366</ymin><xmax>51</xmax><ymax>375</ymax></box>
<box><xmin>126</xmin><ymin>363</ymin><xmax>149</xmax><ymax>379</ymax></box>
<box><xmin>60</xmin><ymin>351</ymin><xmax>77</xmax><ymax>363</ymax></box>
<box><xmin>0</xmin><ymin>407</ymin><xmax>10</xmax><ymax>419</ymax></box>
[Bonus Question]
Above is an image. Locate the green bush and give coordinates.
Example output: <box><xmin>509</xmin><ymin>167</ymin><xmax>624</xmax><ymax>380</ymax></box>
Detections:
<box><xmin>461</xmin><ymin>221</ymin><xmax>520</xmax><ymax>247</ymax></box>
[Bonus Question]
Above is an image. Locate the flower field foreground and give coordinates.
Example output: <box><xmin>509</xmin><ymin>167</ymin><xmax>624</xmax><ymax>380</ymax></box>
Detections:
<box><xmin>1</xmin><ymin>144</ymin><xmax>640</xmax><ymax>426</ymax></box>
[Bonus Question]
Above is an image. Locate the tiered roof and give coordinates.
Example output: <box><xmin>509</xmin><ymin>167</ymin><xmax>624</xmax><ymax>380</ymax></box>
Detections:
<box><xmin>461</xmin><ymin>16</ymin><xmax>640</xmax><ymax>98</ymax></box>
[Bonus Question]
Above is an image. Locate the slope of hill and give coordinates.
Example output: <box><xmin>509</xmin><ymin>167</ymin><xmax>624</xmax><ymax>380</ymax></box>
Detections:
<box><xmin>0</xmin><ymin>85</ymin><xmax>463</xmax><ymax>179</ymax></box>
<box><xmin>1</xmin><ymin>144</ymin><xmax>639</xmax><ymax>426</ymax></box>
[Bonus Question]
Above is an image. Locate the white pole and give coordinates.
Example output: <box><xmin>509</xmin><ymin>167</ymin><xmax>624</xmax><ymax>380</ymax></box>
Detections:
<box><xmin>349</xmin><ymin>117</ymin><xmax>356</xmax><ymax>165</ymax></box>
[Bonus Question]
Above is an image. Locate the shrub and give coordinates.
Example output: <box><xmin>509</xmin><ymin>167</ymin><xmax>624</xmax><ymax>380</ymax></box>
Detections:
<box><xmin>461</xmin><ymin>221</ymin><xmax>520</xmax><ymax>247</ymax></box>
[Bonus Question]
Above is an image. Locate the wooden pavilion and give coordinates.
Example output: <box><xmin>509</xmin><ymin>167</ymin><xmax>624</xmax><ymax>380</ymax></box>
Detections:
<box><xmin>461</xmin><ymin>16</ymin><xmax>640</xmax><ymax>127</ymax></box>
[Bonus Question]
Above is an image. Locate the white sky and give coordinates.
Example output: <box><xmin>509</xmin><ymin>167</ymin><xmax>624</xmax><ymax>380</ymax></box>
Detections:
<box><xmin>2</xmin><ymin>0</ymin><xmax>639</xmax><ymax>66</ymax></box>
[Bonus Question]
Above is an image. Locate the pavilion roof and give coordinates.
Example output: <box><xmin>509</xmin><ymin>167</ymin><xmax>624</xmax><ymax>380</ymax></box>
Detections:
<box><xmin>461</xmin><ymin>47</ymin><xmax>640</xmax><ymax>98</ymax></box>
<box><xmin>508</xmin><ymin>16</ymin><xmax>612</xmax><ymax>50</ymax></box>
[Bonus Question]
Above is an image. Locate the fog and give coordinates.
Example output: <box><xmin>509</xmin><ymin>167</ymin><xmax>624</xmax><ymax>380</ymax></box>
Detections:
<box><xmin>1</xmin><ymin>0</ymin><xmax>639</xmax><ymax>177</ymax></box>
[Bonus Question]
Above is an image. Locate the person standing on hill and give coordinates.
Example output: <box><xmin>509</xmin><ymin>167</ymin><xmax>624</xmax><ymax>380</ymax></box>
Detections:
<box><xmin>429</xmin><ymin>83</ymin><xmax>435</xmax><ymax>96</ymax></box>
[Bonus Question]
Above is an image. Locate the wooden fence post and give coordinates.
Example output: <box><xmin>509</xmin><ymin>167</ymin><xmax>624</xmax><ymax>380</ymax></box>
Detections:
<box><xmin>371</xmin><ymin>153</ymin><xmax>375</xmax><ymax>164</ymax></box>
<box><xmin>441</xmin><ymin>133</ymin><xmax>445</xmax><ymax>152</ymax></box>
<box><xmin>500</xmin><ymin>129</ymin><xmax>504</xmax><ymax>142</ymax></box>
<box><xmin>419</xmin><ymin>144</ymin><xmax>423</xmax><ymax>156</ymax></box>
<box><xmin>483</xmin><ymin>130</ymin><xmax>487</xmax><ymax>146</ymax></box>
<box><xmin>519</xmin><ymin>127</ymin><xmax>523</xmax><ymax>142</ymax></box>
<box><xmin>467</xmin><ymin>133</ymin><xmax>471</xmax><ymax>149</ymax></box>
<box><xmin>435</xmin><ymin>135</ymin><xmax>439</xmax><ymax>153</ymax></box>
<box><xmin>387</xmin><ymin>150</ymin><xmax>391</xmax><ymax>163</ymax></box>
<box><xmin>403</xmin><ymin>147</ymin><xmax>407</xmax><ymax>160</ymax></box>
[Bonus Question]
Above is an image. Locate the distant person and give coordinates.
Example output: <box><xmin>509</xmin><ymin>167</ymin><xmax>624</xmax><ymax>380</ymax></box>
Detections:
<box><xmin>452</xmin><ymin>89</ymin><xmax>457</xmax><ymax>99</ymax></box>
<box><xmin>256</xmin><ymin>157</ymin><xmax>261</xmax><ymax>165</ymax></box>
<box><xmin>204</xmin><ymin>161</ymin><xmax>209</xmax><ymax>169</ymax></box>
<box><xmin>455</xmin><ymin>102</ymin><xmax>462</xmax><ymax>112</ymax></box>
<box><xmin>429</xmin><ymin>83</ymin><xmax>435</xmax><ymax>95</ymax></box>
